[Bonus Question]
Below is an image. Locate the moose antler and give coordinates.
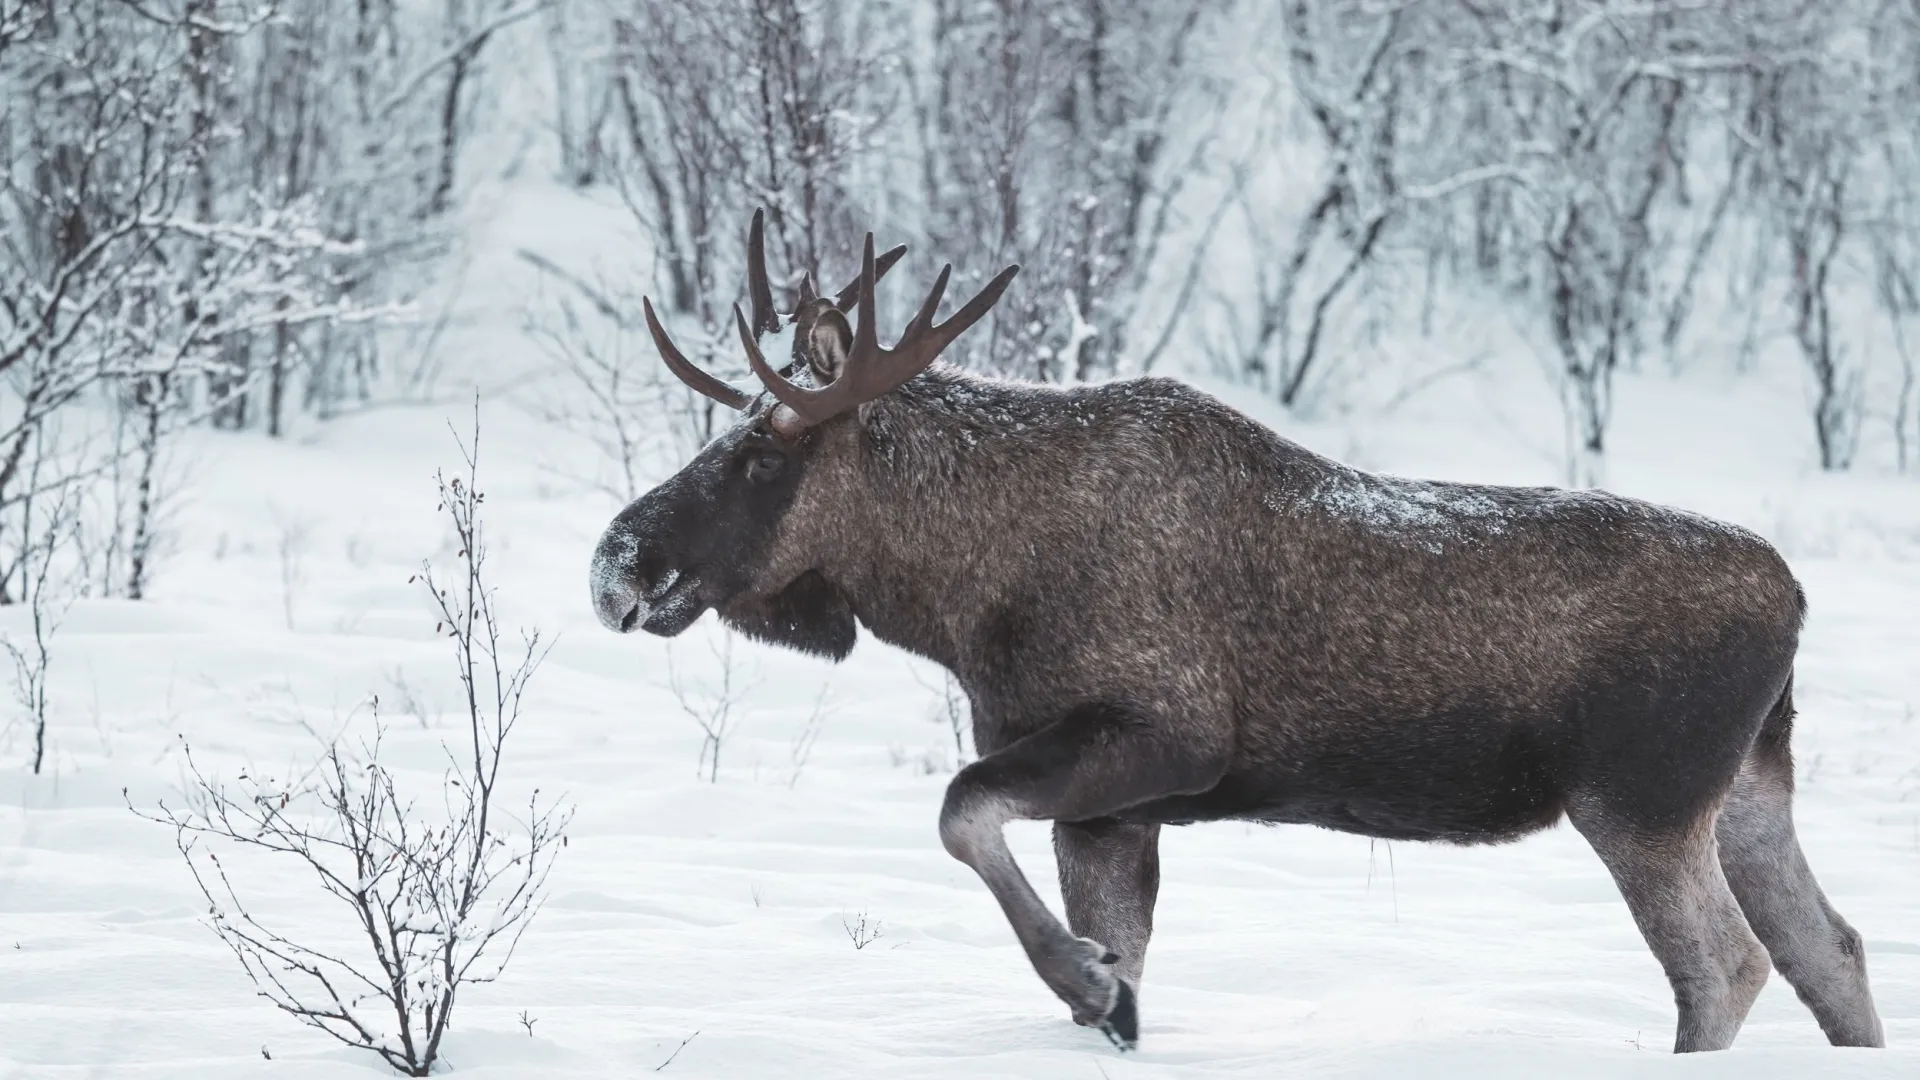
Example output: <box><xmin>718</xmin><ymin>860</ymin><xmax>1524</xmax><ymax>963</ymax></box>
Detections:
<box><xmin>735</xmin><ymin>233</ymin><xmax>1020</xmax><ymax>432</ymax></box>
<box><xmin>649</xmin><ymin>209</ymin><xmax>911</xmax><ymax>411</ymax></box>
<box><xmin>643</xmin><ymin>297</ymin><xmax>755</xmax><ymax>411</ymax></box>
<box><xmin>745</xmin><ymin>208</ymin><xmax>909</xmax><ymax>337</ymax></box>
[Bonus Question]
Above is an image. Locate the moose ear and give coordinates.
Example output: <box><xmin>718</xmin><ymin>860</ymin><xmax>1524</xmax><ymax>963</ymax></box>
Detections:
<box><xmin>807</xmin><ymin>307</ymin><xmax>853</xmax><ymax>385</ymax></box>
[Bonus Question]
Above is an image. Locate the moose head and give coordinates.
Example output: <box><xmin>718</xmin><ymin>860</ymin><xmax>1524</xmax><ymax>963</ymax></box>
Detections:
<box><xmin>587</xmin><ymin>210</ymin><xmax>1018</xmax><ymax>654</ymax></box>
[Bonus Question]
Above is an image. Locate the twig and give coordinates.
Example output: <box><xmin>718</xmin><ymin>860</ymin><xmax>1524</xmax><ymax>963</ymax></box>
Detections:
<box><xmin>373</xmin><ymin>0</ymin><xmax>555</xmax><ymax>120</ymax></box>
<box><xmin>654</xmin><ymin>1030</ymin><xmax>699</xmax><ymax>1071</ymax></box>
<box><xmin>517</xmin><ymin>249</ymin><xmax>634</xmax><ymax>328</ymax></box>
<box><xmin>842</xmin><ymin>910</ymin><xmax>884</xmax><ymax>950</ymax></box>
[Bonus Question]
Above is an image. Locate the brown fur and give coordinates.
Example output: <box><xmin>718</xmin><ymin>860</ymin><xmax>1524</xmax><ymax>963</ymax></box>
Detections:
<box><xmin>741</xmin><ymin>368</ymin><xmax>1793</xmax><ymax>816</ymax></box>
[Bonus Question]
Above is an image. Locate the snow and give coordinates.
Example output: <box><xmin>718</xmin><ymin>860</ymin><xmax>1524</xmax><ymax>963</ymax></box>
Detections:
<box><xmin>2</xmin><ymin>183</ymin><xmax>1917</xmax><ymax>1079</ymax></box>
<box><xmin>1298</xmin><ymin>468</ymin><xmax>1513</xmax><ymax>551</ymax></box>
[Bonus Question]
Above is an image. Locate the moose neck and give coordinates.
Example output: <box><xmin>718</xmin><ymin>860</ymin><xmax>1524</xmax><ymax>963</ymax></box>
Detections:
<box><xmin>812</xmin><ymin>369</ymin><xmax>1074</xmax><ymax>678</ymax></box>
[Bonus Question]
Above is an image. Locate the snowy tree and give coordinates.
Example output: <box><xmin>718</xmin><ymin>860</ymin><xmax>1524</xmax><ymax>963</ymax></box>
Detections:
<box><xmin>914</xmin><ymin>0</ymin><xmax>1228</xmax><ymax>380</ymax></box>
<box><xmin>1</xmin><ymin>1</ymin><xmax>374</xmax><ymax>605</ymax></box>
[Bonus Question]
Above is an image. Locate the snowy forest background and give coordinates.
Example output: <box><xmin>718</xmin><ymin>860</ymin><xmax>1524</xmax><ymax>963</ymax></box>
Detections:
<box><xmin>4</xmin><ymin>1</ymin><xmax>1920</xmax><ymax>1077</ymax></box>
<box><xmin>9</xmin><ymin>0</ymin><xmax>1920</xmax><ymax>598</ymax></box>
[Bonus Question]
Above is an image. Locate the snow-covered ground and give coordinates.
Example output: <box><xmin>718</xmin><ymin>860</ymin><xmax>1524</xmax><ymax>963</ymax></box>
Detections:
<box><xmin>2</xmin><ymin>182</ymin><xmax>1917</xmax><ymax>1078</ymax></box>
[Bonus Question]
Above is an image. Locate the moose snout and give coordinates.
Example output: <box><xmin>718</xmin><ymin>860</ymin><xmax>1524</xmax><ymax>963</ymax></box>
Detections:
<box><xmin>592</xmin><ymin>580</ymin><xmax>642</xmax><ymax>633</ymax></box>
<box><xmin>589</xmin><ymin>527</ymin><xmax>653</xmax><ymax>634</ymax></box>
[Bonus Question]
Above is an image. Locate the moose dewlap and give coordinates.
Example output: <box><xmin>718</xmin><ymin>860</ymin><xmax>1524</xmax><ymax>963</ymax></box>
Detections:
<box><xmin>587</xmin><ymin>209</ymin><xmax>1885</xmax><ymax>1054</ymax></box>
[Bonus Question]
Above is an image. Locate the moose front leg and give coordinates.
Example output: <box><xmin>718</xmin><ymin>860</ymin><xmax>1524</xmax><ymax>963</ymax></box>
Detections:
<box><xmin>1054</xmin><ymin>819</ymin><xmax>1160</xmax><ymax>992</ymax></box>
<box><xmin>938</xmin><ymin>703</ymin><xmax>1225</xmax><ymax>1049</ymax></box>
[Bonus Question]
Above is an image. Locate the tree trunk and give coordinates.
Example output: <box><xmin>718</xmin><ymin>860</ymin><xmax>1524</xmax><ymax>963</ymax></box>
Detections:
<box><xmin>126</xmin><ymin>377</ymin><xmax>168</xmax><ymax>600</ymax></box>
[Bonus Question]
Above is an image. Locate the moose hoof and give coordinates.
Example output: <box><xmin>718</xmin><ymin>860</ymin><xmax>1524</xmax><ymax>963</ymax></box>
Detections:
<box><xmin>1058</xmin><ymin>936</ymin><xmax>1134</xmax><ymax>1049</ymax></box>
<box><xmin>1099</xmin><ymin>980</ymin><xmax>1139</xmax><ymax>1050</ymax></box>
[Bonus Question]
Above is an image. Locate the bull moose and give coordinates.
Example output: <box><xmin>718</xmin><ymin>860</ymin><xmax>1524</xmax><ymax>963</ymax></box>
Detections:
<box><xmin>588</xmin><ymin>211</ymin><xmax>1884</xmax><ymax>1053</ymax></box>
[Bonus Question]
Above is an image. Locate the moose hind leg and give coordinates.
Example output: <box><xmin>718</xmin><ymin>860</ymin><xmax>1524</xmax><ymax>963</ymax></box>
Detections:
<box><xmin>1570</xmin><ymin>802</ymin><xmax>1770</xmax><ymax>1052</ymax></box>
<box><xmin>1717</xmin><ymin>757</ymin><xmax>1885</xmax><ymax>1046</ymax></box>
<box><xmin>940</xmin><ymin>703</ymin><xmax>1226</xmax><ymax>1049</ymax></box>
<box><xmin>1054</xmin><ymin>820</ymin><xmax>1161</xmax><ymax>999</ymax></box>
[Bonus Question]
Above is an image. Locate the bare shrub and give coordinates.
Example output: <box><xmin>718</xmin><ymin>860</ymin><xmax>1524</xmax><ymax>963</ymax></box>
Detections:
<box><xmin>909</xmin><ymin>663</ymin><xmax>970</xmax><ymax>768</ymax></box>
<box><xmin>786</xmin><ymin>685</ymin><xmax>830</xmax><ymax>789</ymax></box>
<box><xmin>383</xmin><ymin>665</ymin><xmax>442</xmax><ymax>729</ymax></box>
<box><xmin>516</xmin><ymin>253</ymin><xmax>714</xmax><ymax>500</ymax></box>
<box><xmin>887</xmin><ymin>742</ymin><xmax>950</xmax><ymax>776</ymax></box>
<box><xmin>666</xmin><ymin>628</ymin><xmax>759</xmax><ymax>783</ymax></box>
<box><xmin>842</xmin><ymin>909</ymin><xmax>883</xmax><ymax>950</ymax></box>
<box><xmin>134</xmin><ymin>413</ymin><xmax>569</xmax><ymax>1077</ymax></box>
<box><xmin>1</xmin><ymin>435</ymin><xmax>85</xmax><ymax>774</ymax></box>
<box><xmin>273</xmin><ymin>513</ymin><xmax>313</xmax><ymax>631</ymax></box>
<box><xmin>654</xmin><ymin>1030</ymin><xmax>700</xmax><ymax>1071</ymax></box>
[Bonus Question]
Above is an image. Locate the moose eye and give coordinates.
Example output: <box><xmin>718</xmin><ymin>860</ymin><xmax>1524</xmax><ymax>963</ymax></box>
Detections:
<box><xmin>745</xmin><ymin>449</ymin><xmax>786</xmax><ymax>483</ymax></box>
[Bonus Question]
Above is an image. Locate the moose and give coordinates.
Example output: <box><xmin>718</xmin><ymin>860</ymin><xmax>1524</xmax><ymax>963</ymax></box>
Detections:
<box><xmin>589</xmin><ymin>211</ymin><xmax>1884</xmax><ymax>1053</ymax></box>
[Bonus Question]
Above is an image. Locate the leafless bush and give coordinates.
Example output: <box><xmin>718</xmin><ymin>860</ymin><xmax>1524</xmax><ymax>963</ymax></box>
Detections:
<box><xmin>666</xmin><ymin>628</ymin><xmax>758</xmax><ymax>783</ymax></box>
<box><xmin>2</xmin><ymin>434</ymin><xmax>85</xmax><ymax>774</ymax></box>
<box><xmin>273</xmin><ymin>513</ymin><xmax>312</xmax><ymax>631</ymax></box>
<box><xmin>909</xmin><ymin>663</ymin><xmax>970</xmax><ymax>768</ymax></box>
<box><xmin>383</xmin><ymin>665</ymin><xmax>442</xmax><ymax>729</ymax></box>
<box><xmin>786</xmin><ymin>685</ymin><xmax>830</xmax><ymax>789</ymax></box>
<box><xmin>887</xmin><ymin>742</ymin><xmax>950</xmax><ymax>776</ymax></box>
<box><xmin>516</xmin><ymin>252</ymin><xmax>713</xmax><ymax>499</ymax></box>
<box><xmin>133</xmin><ymin>412</ymin><xmax>569</xmax><ymax>1077</ymax></box>
<box><xmin>842</xmin><ymin>909</ymin><xmax>883</xmax><ymax>950</ymax></box>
